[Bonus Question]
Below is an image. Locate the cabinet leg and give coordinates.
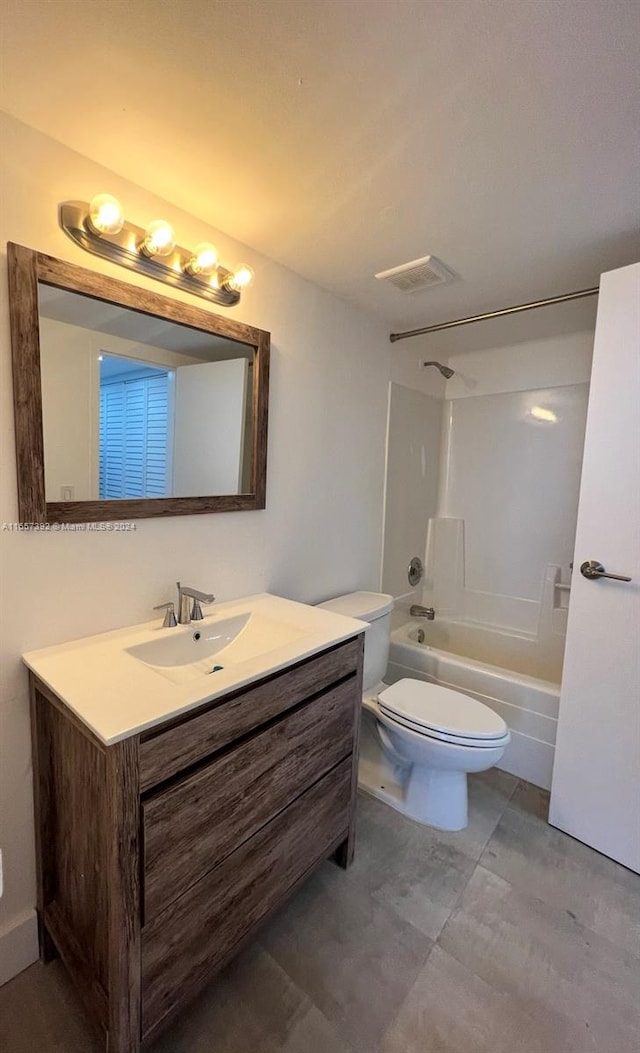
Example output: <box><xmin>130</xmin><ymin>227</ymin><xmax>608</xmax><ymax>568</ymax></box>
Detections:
<box><xmin>37</xmin><ymin>913</ymin><xmax>59</xmax><ymax>963</ymax></box>
<box><xmin>333</xmin><ymin>832</ymin><xmax>355</xmax><ymax>869</ymax></box>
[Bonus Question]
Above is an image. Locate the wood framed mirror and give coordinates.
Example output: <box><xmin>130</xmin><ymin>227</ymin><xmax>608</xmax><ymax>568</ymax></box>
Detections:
<box><xmin>8</xmin><ymin>243</ymin><xmax>270</xmax><ymax>523</ymax></box>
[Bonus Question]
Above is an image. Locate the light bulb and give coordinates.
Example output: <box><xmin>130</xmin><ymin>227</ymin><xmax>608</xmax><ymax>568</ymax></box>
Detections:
<box><xmin>141</xmin><ymin>220</ymin><xmax>175</xmax><ymax>257</ymax></box>
<box><xmin>225</xmin><ymin>263</ymin><xmax>255</xmax><ymax>292</ymax></box>
<box><xmin>88</xmin><ymin>193</ymin><xmax>124</xmax><ymax>235</ymax></box>
<box><xmin>184</xmin><ymin>242</ymin><xmax>219</xmax><ymax>276</ymax></box>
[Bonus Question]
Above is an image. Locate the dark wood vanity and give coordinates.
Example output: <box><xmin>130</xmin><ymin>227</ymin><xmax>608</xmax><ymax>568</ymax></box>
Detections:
<box><xmin>30</xmin><ymin>635</ymin><xmax>364</xmax><ymax>1052</ymax></box>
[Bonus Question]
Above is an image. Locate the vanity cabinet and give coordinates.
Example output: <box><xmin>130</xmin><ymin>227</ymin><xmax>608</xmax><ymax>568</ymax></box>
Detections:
<box><xmin>30</xmin><ymin>635</ymin><xmax>364</xmax><ymax>1052</ymax></box>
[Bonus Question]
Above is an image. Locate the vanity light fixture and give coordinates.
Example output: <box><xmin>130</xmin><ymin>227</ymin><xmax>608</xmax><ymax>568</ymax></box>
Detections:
<box><xmin>59</xmin><ymin>194</ymin><xmax>255</xmax><ymax>307</ymax></box>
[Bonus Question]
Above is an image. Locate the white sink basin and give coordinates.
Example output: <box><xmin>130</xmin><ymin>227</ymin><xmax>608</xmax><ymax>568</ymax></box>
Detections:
<box><xmin>22</xmin><ymin>592</ymin><xmax>367</xmax><ymax>745</ymax></box>
<box><xmin>126</xmin><ymin>611</ymin><xmax>306</xmax><ymax>684</ymax></box>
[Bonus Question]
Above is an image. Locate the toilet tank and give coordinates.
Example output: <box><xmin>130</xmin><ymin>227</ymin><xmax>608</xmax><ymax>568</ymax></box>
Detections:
<box><xmin>317</xmin><ymin>591</ymin><xmax>394</xmax><ymax>694</ymax></box>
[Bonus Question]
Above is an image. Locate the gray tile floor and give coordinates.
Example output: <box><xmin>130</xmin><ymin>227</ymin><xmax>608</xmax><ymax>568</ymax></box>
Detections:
<box><xmin>1</xmin><ymin>770</ymin><xmax>639</xmax><ymax>1052</ymax></box>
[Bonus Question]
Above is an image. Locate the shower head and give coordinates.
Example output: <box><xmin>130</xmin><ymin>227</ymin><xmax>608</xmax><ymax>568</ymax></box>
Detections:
<box><xmin>422</xmin><ymin>361</ymin><xmax>455</xmax><ymax>379</ymax></box>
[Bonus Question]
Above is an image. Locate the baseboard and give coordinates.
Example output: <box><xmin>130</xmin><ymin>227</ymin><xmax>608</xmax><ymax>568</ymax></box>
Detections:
<box><xmin>0</xmin><ymin>909</ymin><xmax>38</xmax><ymax>986</ymax></box>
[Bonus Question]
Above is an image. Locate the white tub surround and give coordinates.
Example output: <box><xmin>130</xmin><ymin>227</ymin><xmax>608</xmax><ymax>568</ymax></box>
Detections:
<box><xmin>388</xmin><ymin>621</ymin><xmax>559</xmax><ymax>790</ymax></box>
<box><xmin>381</xmin><ymin>383</ymin><xmax>442</xmax><ymax>602</ymax></box>
<box><xmin>421</xmin><ymin>516</ymin><xmax>575</xmax><ymax>645</ymax></box>
<box><xmin>419</xmin><ymin>376</ymin><xmax>589</xmax><ymax>622</ymax></box>
<box><xmin>22</xmin><ymin>594</ymin><xmax>367</xmax><ymax>745</ymax></box>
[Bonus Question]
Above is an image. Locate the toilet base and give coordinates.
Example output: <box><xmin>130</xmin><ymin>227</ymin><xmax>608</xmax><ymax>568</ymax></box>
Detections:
<box><xmin>403</xmin><ymin>766</ymin><xmax>468</xmax><ymax>830</ymax></box>
<box><xmin>356</xmin><ymin>704</ymin><xmax>505</xmax><ymax>832</ymax></box>
<box><xmin>358</xmin><ymin>762</ymin><xmax>468</xmax><ymax>831</ymax></box>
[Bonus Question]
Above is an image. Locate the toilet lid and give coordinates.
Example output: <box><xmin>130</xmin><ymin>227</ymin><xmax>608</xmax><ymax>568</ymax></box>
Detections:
<box><xmin>378</xmin><ymin>679</ymin><xmax>508</xmax><ymax>742</ymax></box>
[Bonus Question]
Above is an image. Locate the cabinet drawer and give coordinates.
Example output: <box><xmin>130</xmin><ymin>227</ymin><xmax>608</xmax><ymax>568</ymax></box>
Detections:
<box><xmin>143</xmin><ymin>677</ymin><xmax>357</xmax><ymax>919</ymax></box>
<box><xmin>141</xmin><ymin>757</ymin><xmax>352</xmax><ymax>1042</ymax></box>
<box><xmin>139</xmin><ymin>635</ymin><xmax>363</xmax><ymax>790</ymax></box>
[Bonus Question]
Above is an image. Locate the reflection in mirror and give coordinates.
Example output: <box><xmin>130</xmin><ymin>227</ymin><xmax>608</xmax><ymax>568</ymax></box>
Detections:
<box><xmin>38</xmin><ymin>285</ymin><xmax>254</xmax><ymax>501</ymax></box>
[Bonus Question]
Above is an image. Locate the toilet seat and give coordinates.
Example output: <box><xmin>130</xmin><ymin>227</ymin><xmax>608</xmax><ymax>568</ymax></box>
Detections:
<box><xmin>378</xmin><ymin>707</ymin><xmax>511</xmax><ymax>748</ymax></box>
<box><xmin>378</xmin><ymin>679</ymin><xmax>509</xmax><ymax>748</ymax></box>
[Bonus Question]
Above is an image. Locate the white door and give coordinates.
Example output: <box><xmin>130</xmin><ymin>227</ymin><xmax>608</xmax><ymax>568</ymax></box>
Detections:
<box><xmin>173</xmin><ymin>358</ymin><xmax>248</xmax><ymax>496</ymax></box>
<box><xmin>550</xmin><ymin>262</ymin><xmax>640</xmax><ymax>872</ymax></box>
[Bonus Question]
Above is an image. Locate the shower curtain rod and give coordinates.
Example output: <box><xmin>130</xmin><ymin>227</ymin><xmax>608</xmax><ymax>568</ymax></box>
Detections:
<box><xmin>389</xmin><ymin>285</ymin><xmax>599</xmax><ymax>343</ymax></box>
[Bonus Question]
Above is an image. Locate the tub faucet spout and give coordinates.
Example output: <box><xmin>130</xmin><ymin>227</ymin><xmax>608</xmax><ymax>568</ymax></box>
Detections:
<box><xmin>410</xmin><ymin>605</ymin><xmax>435</xmax><ymax>620</ymax></box>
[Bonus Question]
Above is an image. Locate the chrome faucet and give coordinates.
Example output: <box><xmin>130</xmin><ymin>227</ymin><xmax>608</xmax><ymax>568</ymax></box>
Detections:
<box><xmin>410</xmin><ymin>604</ymin><xmax>435</xmax><ymax>620</ymax></box>
<box><xmin>176</xmin><ymin>581</ymin><xmax>215</xmax><ymax>624</ymax></box>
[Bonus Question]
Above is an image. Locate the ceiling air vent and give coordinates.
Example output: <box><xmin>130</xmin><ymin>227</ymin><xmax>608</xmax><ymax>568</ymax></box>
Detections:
<box><xmin>375</xmin><ymin>255</ymin><xmax>454</xmax><ymax>293</ymax></box>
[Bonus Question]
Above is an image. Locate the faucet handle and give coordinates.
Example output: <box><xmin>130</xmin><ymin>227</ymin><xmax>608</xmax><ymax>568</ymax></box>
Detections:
<box><xmin>190</xmin><ymin>596</ymin><xmax>215</xmax><ymax>621</ymax></box>
<box><xmin>153</xmin><ymin>601</ymin><xmax>177</xmax><ymax>628</ymax></box>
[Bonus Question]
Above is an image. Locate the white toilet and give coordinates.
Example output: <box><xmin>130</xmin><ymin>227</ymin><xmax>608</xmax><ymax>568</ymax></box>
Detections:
<box><xmin>318</xmin><ymin>592</ymin><xmax>510</xmax><ymax>831</ymax></box>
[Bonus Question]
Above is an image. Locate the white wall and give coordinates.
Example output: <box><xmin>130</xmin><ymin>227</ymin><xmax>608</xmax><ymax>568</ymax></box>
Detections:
<box><xmin>0</xmin><ymin>112</ymin><xmax>391</xmax><ymax>983</ymax></box>
<box><xmin>39</xmin><ymin>318</ymin><xmax>97</xmax><ymax>500</ymax></box>
<box><xmin>444</xmin><ymin>332</ymin><xmax>594</xmax><ymax>399</ymax></box>
<box><xmin>173</xmin><ymin>359</ymin><xmax>247</xmax><ymax>495</ymax></box>
<box><xmin>391</xmin><ymin>340</ymin><xmax>447</xmax><ymax>398</ymax></box>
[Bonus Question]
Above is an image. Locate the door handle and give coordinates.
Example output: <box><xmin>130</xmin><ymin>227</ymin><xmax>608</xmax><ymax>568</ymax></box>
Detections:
<box><xmin>580</xmin><ymin>560</ymin><xmax>632</xmax><ymax>583</ymax></box>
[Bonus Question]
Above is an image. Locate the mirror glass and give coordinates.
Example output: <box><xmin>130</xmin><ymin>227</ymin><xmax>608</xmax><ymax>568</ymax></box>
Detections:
<box><xmin>38</xmin><ymin>284</ymin><xmax>255</xmax><ymax>502</ymax></box>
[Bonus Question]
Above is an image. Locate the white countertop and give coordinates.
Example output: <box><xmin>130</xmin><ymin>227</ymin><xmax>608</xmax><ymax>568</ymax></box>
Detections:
<box><xmin>23</xmin><ymin>593</ymin><xmax>367</xmax><ymax>746</ymax></box>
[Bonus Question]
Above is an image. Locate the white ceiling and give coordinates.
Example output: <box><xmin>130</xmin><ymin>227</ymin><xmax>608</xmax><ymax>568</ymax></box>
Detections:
<box><xmin>1</xmin><ymin>0</ymin><xmax>639</xmax><ymax>329</ymax></box>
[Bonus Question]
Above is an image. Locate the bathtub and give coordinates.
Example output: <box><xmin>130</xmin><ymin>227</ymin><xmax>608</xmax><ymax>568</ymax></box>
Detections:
<box><xmin>387</xmin><ymin>619</ymin><xmax>561</xmax><ymax>790</ymax></box>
